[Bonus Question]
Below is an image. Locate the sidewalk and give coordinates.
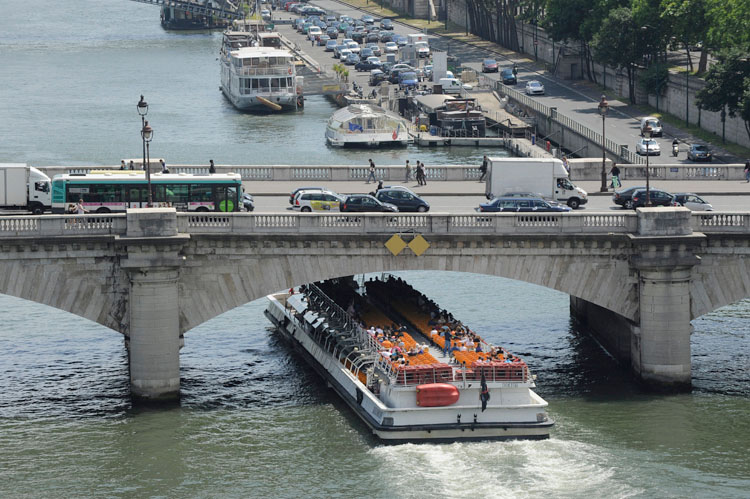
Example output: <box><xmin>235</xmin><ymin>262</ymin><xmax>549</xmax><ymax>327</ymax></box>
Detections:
<box><xmin>249</xmin><ymin>179</ymin><xmax>750</xmax><ymax>196</ymax></box>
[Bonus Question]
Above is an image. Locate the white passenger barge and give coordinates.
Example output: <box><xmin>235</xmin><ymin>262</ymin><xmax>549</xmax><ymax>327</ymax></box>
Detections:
<box><xmin>220</xmin><ymin>31</ymin><xmax>302</xmax><ymax>112</ymax></box>
<box><xmin>264</xmin><ymin>277</ymin><xmax>552</xmax><ymax>442</ymax></box>
<box><xmin>325</xmin><ymin>104</ymin><xmax>411</xmax><ymax>147</ymax></box>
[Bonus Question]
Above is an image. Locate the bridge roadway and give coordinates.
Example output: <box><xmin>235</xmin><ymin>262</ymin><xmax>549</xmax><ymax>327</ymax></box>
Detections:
<box><xmin>297</xmin><ymin>0</ymin><xmax>743</xmax><ymax>165</ymax></box>
<box><xmin>0</xmin><ymin>208</ymin><xmax>748</xmax><ymax>400</ymax></box>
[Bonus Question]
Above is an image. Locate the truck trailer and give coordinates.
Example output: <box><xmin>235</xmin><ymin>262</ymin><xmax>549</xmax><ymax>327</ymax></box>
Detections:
<box><xmin>0</xmin><ymin>164</ymin><xmax>52</xmax><ymax>214</ymax></box>
<box><xmin>485</xmin><ymin>157</ymin><xmax>587</xmax><ymax>209</ymax></box>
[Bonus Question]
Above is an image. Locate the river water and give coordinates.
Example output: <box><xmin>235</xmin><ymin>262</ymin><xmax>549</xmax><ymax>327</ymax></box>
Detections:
<box><xmin>1</xmin><ymin>1</ymin><xmax>749</xmax><ymax>497</ymax></box>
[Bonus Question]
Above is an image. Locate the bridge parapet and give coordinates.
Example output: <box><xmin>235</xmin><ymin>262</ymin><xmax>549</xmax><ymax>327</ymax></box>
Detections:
<box><xmin>0</xmin><ymin>212</ymin><xmax>748</xmax><ymax>239</ymax></box>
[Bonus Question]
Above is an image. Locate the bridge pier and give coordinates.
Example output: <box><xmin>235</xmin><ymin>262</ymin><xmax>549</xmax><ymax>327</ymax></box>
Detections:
<box><xmin>119</xmin><ymin>208</ymin><xmax>188</xmax><ymax>401</ymax></box>
<box><xmin>128</xmin><ymin>267</ymin><xmax>181</xmax><ymax>401</ymax></box>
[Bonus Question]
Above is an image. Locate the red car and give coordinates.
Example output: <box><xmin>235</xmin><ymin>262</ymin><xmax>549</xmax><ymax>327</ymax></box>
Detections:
<box><xmin>482</xmin><ymin>59</ymin><xmax>498</xmax><ymax>73</ymax></box>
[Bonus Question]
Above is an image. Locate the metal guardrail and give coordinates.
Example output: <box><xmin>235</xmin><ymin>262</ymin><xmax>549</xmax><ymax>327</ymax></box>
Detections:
<box><xmin>0</xmin><ymin>212</ymin><xmax>747</xmax><ymax>238</ymax></box>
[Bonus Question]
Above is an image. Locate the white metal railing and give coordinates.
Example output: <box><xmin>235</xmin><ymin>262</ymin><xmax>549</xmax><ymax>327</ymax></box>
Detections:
<box><xmin>1</xmin><ymin>212</ymin><xmax>748</xmax><ymax>238</ymax></box>
<box><xmin>236</xmin><ymin>66</ymin><xmax>295</xmax><ymax>77</ymax></box>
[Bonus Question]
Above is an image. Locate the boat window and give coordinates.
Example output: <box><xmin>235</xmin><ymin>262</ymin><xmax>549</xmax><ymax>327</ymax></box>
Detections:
<box><xmin>259</xmin><ymin>78</ymin><xmax>270</xmax><ymax>89</ymax></box>
<box><xmin>271</xmin><ymin>78</ymin><xmax>280</xmax><ymax>89</ymax></box>
<box><xmin>366</xmin><ymin>119</ymin><xmax>374</xmax><ymax>129</ymax></box>
<box><xmin>287</xmin><ymin>77</ymin><xmax>293</xmax><ymax>87</ymax></box>
<box><xmin>251</xmin><ymin>79</ymin><xmax>259</xmax><ymax>89</ymax></box>
<box><xmin>250</xmin><ymin>57</ymin><xmax>259</xmax><ymax>66</ymax></box>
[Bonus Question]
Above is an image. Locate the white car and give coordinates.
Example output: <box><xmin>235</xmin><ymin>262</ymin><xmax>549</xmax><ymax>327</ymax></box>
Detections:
<box><xmin>674</xmin><ymin>193</ymin><xmax>713</xmax><ymax>211</ymax></box>
<box><xmin>292</xmin><ymin>189</ymin><xmax>344</xmax><ymax>212</ymax></box>
<box><xmin>338</xmin><ymin>49</ymin><xmax>352</xmax><ymax>62</ymax></box>
<box><xmin>308</xmin><ymin>27</ymin><xmax>322</xmax><ymax>41</ymax></box>
<box><xmin>636</xmin><ymin>137</ymin><xmax>661</xmax><ymax>156</ymax></box>
<box><xmin>346</xmin><ymin>41</ymin><xmax>360</xmax><ymax>54</ymax></box>
<box><xmin>384</xmin><ymin>42</ymin><xmax>398</xmax><ymax>54</ymax></box>
<box><xmin>525</xmin><ymin>80</ymin><xmax>545</xmax><ymax>95</ymax></box>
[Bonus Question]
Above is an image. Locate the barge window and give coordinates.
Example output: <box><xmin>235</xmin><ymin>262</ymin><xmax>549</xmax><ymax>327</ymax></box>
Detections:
<box><xmin>251</xmin><ymin>79</ymin><xmax>259</xmax><ymax>89</ymax></box>
<box><xmin>271</xmin><ymin>78</ymin><xmax>280</xmax><ymax>89</ymax></box>
<box><xmin>258</xmin><ymin>78</ymin><xmax>270</xmax><ymax>90</ymax></box>
<box><xmin>287</xmin><ymin>77</ymin><xmax>293</xmax><ymax>87</ymax></box>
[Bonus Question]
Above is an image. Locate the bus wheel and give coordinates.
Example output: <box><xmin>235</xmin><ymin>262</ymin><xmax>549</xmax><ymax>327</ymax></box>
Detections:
<box><xmin>96</xmin><ymin>207</ymin><xmax>111</xmax><ymax>214</ymax></box>
<box><xmin>196</xmin><ymin>207</ymin><xmax>209</xmax><ymax>212</ymax></box>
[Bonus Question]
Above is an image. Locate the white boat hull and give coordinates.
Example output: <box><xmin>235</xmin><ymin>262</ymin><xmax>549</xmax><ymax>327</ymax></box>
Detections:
<box><xmin>264</xmin><ymin>293</ymin><xmax>553</xmax><ymax>442</ymax></box>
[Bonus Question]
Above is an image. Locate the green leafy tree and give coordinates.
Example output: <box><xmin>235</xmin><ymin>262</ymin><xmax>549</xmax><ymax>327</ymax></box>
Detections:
<box><xmin>591</xmin><ymin>7</ymin><xmax>642</xmax><ymax>102</ymax></box>
<box><xmin>660</xmin><ymin>0</ymin><xmax>709</xmax><ymax>72</ymax></box>
<box><xmin>696</xmin><ymin>48</ymin><xmax>750</xmax><ymax>140</ymax></box>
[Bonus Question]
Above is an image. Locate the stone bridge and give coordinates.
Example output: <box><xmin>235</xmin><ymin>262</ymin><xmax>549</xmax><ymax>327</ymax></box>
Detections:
<box><xmin>0</xmin><ymin>209</ymin><xmax>748</xmax><ymax>399</ymax></box>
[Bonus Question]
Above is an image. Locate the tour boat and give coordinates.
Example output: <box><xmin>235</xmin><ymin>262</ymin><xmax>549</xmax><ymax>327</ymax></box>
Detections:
<box><xmin>220</xmin><ymin>31</ymin><xmax>303</xmax><ymax>112</ymax></box>
<box><xmin>325</xmin><ymin>104</ymin><xmax>412</xmax><ymax>147</ymax></box>
<box><xmin>264</xmin><ymin>275</ymin><xmax>553</xmax><ymax>442</ymax></box>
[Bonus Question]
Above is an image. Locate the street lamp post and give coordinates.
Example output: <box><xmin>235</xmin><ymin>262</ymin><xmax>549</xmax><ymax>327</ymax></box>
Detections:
<box><xmin>598</xmin><ymin>95</ymin><xmax>609</xmax><ymax>192</ymax></box>
<box><xmin>136</xmin><ymin>95</ymin><xmax>152</xmax><ymax>207</ymax></box>
<box><xmin>141</xmin><ymin>121</ymin><xmax>154</xmax><ymax>207</ymax></box>
<box><xmin>643</xmin><ymin>125</ymin><xmax>653</xmax><ymax>206</ymax></box>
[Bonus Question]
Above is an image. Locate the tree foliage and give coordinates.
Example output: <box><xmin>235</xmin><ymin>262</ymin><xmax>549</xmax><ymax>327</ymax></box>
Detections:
<box><xmin>696</xmin><ymin>48</ymin><xmax>750</xmax><ymax>139</ymax></box>
<box><xmin>591</xmin><ymin>7</ymin><xmax>642</xmax><ymax>101</ymax></box>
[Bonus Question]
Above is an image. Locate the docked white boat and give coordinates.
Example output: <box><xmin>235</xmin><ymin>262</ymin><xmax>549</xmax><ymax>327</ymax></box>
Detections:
<box><xmin>325</xmin><ymin>104</ymin><xmax>412</xmax><ymax>147</ymax></box>
<box><xmin>220</xmin><ymin>31</ymin><xmax>302</xmax><ymax>112</ymax></box>
<box><xmin>264</xmin><ymin>276</ymin><xmax>553</xmax><ymax>442</ymax></box>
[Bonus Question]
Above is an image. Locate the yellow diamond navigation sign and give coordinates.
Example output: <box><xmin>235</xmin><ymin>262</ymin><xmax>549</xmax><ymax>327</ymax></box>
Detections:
<box><xmin>385</xmin><ymin>234</ymin><xmax>407</xmax><ymax>256</ymax></box>
<box><xmin>408</xmin><ymin>234</ymin><xmax>430</xmax><ymax>256</ymax></box>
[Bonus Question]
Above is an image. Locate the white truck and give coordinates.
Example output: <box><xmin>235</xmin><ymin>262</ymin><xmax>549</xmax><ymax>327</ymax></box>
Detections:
<box><xmin>0</xmin><ymin>163</ymin><xmax>52</xmax><ymax>214</ymax></box>
<box><xmin>485</xmin><ymin>157</ymin><xmax>588</xmax><ymax>209</ymax></box>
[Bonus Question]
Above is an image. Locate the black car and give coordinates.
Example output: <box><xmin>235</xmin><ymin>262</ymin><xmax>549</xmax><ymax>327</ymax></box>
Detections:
<box><xmin>375</xmin><ymin>188</ymin><xmax>430</xmax><ymax>212</ymax></box>
<box><xmin>630</xmin><ymin>189</ymin><xmax>676</xmax><ymax>208</ymax></box>
<box><xmin>380</xmin><ymin>19</ymin><xmax>394</xmax><ymax>30</ymax></box>
<box><xmin>500</xmin><ymin>68</ymin><xmax>516</xmax><ymax>85</ymax></box>
<box><xmin>355</xmin><ymin>59</ymin><xmax>381</xmax><ymax>72</ymax></box>
<box><xmin>378</xmin><ymin>31</ymin><xmax>393</xmax><ymax>42</ymax></box>
<box><xmin>477</xmin><ymin>197</ymin><xmax>571</xmax><ymax>212</ymax></box>
<box><xmin>611</xmin><ymin>186</ymin><xmax>647</xmax><ymax>209</ymax></box>
<box><xmin>687</xmin><ymin>143</ymin><xmax>713</xmax><ymax>162</ymax></box>
<box><xmin>366</xmin><ymin>31</ymin><xmax>380</xmax><ymax>43</ymax></box>
<box><xmin>369</xmin><ymin>69</ymin><xmax>386</xmax><ymax>86</ymax></box>
<box><xmin>340</xmin><ymin>194</ymin><xmax>398</xmax><ymax>212</ymax></box>
<box><xmin>387</xmin><ymin>68</ymin><xmax>405</xmax><ymax>84</ymax></box>
<box><xmin>326</xmin><ymin>27</ymin><xmax>338</xmax><ymax>39</ymax></box>
<box><xmin>242</xmin><ymin>192</ymin><xmax>254</xmax><ymax>212</ymax></box>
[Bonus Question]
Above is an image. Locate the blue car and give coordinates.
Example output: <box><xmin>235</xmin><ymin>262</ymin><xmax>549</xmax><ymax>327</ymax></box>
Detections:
<box><xmin>398</xmin><ymin>71</ymin><xmax>418</xmax><ymax>89</ymax></box>
<box><xmin>476</xmin><ymin>197</ymin><xmax>570</xmax><ymax>213</ymax></box>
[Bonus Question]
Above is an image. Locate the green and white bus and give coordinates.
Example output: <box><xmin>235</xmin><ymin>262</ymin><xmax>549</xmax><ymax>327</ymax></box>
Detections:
<box><xmin>51</xmin><ymin>171</ymin><xmax>243</xmax><ymax>214</ymax></box>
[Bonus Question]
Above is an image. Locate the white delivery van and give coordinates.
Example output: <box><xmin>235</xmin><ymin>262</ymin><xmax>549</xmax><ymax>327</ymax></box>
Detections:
<box><xmin>438</xmin><ymin>77</ymin><xmax>472</xmax><ymax>94</ymax></box>
<box><xmin>485</xmin><ymin>157</ymin><xmax>588</xmax><ymax>209</ymax></box>
<box><xmin>0</xmin><ymin>163</ymin><xmax>52</xmax><ymax>214</ymax></box>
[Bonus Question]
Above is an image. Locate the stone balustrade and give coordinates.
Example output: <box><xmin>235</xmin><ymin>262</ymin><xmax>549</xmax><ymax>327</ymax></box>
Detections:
<box><xmin>35</xmin><ymin>163</ymin><xmax>750</xmax><ymax>182</ymax></box>
<box><xmin>0</xmin><ymin>211</ymin><xmax>747</xmax><ymax>238</ymax></box>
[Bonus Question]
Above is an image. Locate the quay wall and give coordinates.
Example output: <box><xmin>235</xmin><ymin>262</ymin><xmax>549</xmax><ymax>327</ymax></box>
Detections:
<box><xmin>36</xmin><ymin>162</ymin><xmax>749</xmax><ymax>182</ymax></box>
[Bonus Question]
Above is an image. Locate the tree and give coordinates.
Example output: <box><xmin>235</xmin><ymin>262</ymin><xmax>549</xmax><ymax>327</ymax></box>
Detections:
<box><xmin>591</xmin><ymin>7</ymin><xmax>642</xmax><ymax>103</ymax></box>
<box><xmin>696</xmin><ymin>48</ymin><xmax>750</xmax><ymax>140</ymax></box>
<box><xmin>660</xmin><ymin>0</ymin><xmax>709</xmax><ymax>73</ymax></box>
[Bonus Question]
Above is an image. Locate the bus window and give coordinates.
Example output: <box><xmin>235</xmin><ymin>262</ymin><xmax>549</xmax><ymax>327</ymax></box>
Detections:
<box><xmin>190</xmin><ymin>184</ymin><xmax>213</xmax><ymax>202</ymax></box>
<box><xmin>215</xmin><ymin>185</ymin><xmax>238</xmax><ymax>212</ymax></box>
<box><xmin>165</xmin><ymin>183</ymin><xmax>189</xmax><ymax>209</ymax></box>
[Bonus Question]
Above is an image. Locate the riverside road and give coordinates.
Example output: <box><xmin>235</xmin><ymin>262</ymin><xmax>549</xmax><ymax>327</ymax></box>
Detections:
<box><xmin>281</xmin><ymin>0</ymin><xmax>743</xmax><ymax>165</ymax></box>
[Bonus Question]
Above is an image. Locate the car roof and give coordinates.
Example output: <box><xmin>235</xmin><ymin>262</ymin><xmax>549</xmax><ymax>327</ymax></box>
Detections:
<box><xmin>491</xmin><ymin>196</ymin><xmax>547</xmax><ymax>202</ymax></box>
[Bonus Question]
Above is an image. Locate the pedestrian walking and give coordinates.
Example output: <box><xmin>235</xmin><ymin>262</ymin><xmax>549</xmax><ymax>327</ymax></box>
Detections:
<box><xmin>366</xmin><ymin>159</ymin><xmax>376</xmax><ymax>183</ymax></box>
<box><xmin>479</xmin><ymin>155</ymin><xmax>488</xmax><ymax>181</ymax></box>
<box><xmin>129</xmin><ymin>160</ymin><xmax>135</xmax><ymax>170</ymax></box>
<box><xmin>209</xmin><ymin>159</ymin><xmax>216</xmax><ymax>174</ymax></box>
<box><xmin>419</xmin><ymin>162</ymin><xmax>427</xmax><ymax>185</ymax></box>
<box><xmin>745</xmin><ymin>160</ymin><xmax>750</xmax><ymax>183</ymax></box>
<box><xmin>562</xmin><ymin>155</ymin><xmax>570</xmax><ymax>175</ymax></box>
<box><xmin>610</xmin><ymin>163</ymin><xmax>621</xmax><ymax>190</ymax></box>
<box><xmin>75</xmin><ymin>198</ymin><xmax>88</xmax><ymax>214</ymax></box>
<box><xmin>120</xmin><ymin>160</ymin><xmax>126</xmax><ymax>170</ymax></box>
<box><xmin>404</xmin><ymin>160</ymin><xmax>411</xmax><ymax>183</ymax></box>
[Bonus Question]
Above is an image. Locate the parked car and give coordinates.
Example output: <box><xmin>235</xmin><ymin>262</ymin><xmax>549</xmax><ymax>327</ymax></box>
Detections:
<box><xmin>325</xmin><ymin>39</ymin><xmax>338</xmax><ymax>51</ymax></box>
<box><xmin>630</xmin><ymin>188</ymin><xmax>676</xmax><ymax>208</ymax></box>
<box><xmin>361</xmin><ymin>15</ymin><xmax>375</xmax><ymax>24</ymax></box>
<box><xmin>423</xmin><ymin>64</ymin><xmax>433</xmax><ymax>80</ymax></box>
<box><xmin>325</xmin><ymin>27</ymin><xmax>338</xmax><ymax>39</ymax></box>
<box><xmin>355</xmin><ymin>57</ymin><xmax>382</xmax><ymax>71</ymax></box>
<box><xmin>375</xmin><ymin>188</ymin><xmax>429</xmax><ymax>212</ymax></box>
<box><xmin>380</xmin><ymin>19</ymin><xmax>394</xmax><ymax>30</ymax></box>
<box><xmin>500</xmin><ymin>68</ymin><xmax>516</xmax><ymax>84</ymax></box>
<box><xmin>289</xmin><ymin>186</ymin><xmax>326</xmax><ymax>205</ymax></box>
<box><xmin>612</xmin><ymin>186</ymin><xmax>647</xmax><ymax>209</ymax></box>
<box><xmin>398</xmin><ymin>71</ymin><xmax>418</xmax><ymax>89</ymax></box>
<box><xmin>333</xmin><ymin>44</ymin><xmax>347</xmax><ymax>58</ymax></box>
<box><xmin>393</xmin><ymin>34</ymin><xmax>408</xmax><ymax>46</ymax></box>
<box><xmin>476</xmin><ymin>197</ymin><xmax>571</xmax><ymax>212</ymax></box>
<box><xmin>384</xmin><ymin>41</ymin><xmax>398</xmax><ymax>53</ymax></box>
<box><xmin>367</xmin><ymin>43</ymin><xmax>381</xmax><ymax>56</ymax></box>
<box><xmin>369</xmin><ymin>69</ymin><xmax>386</xmax><ymax>86</ymax></box>
<box><xmin>366</xmin><ymin>31</ymin><xmax>380</xmax><ymax>43</ymax></box>
<box><xmin>525</xmin><ymin>80</ymin><xmax>545</xmax><ymax>95</ymax></box>
<box><xmin>687</xmin><ymin>143</ymin><xmax>713</xmax><ymax>162</ymax></box>
<box><xmin>673</xmin><ymin>193</ymin><xmax>713</xmax><ymax>211</ymax></box>
<box><xmin>344</xmin><ymin>52</ymin><xmax>360</xmax><ymax>65</ymax></box>
<box><xmin>379</xmin><ymin>31</ymin><xmax>393</xmax><ymax>42</ymax></box>
<box><xmin>636</xmin><ymin>137</ymin><xmax>661</xmax><ymax>155</ymax></box>
<box><xmin>346</xmin><ymin>41</ymin><xmax>360</xmax><ymax>54</ymax></box>
<box><xmin>640</xmin><ymin>116</ymin><xmax>663</xmax><ymax>137</ymax></box>
<box><xmin>360</xmin><ymin>47</ymin><xmax>374</xmax><ymax>59</ymax></box>
<box><xmin>317</xmin><ymin>34</ymin><xmax>330</xmax><ymax>46</ymax></box>
<box><xmin>340</xmin><ymin>194</ymin><xmax>398</xmax><ymax>212</ymax></box>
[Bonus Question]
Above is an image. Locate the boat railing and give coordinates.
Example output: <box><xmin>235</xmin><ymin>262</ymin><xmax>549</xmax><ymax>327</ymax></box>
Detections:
<box><xmin>235</xmin><ymin>66</ymin><xmax>295</xmax><ymax>76</ymax></box>
<box><xmin>391</xmin><ymin>363</ymin><xmax>454</xmax><ymax>386</ymax></box>
<box><xmin>454</xmin><ymin>361</ymin><xmax>530</xmax><ymax>383</ymax></box>
<box><xmin>238</xmin><ymin>87</ymin><xmax>295</xmax><ymax>95</ymax></box>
